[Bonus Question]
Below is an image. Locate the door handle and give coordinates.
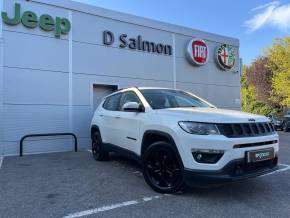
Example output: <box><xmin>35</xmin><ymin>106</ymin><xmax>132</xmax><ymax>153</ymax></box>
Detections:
<box><xmin>99</xmin><ymin>114</ymin><xmax>105</xmax><ymax>117</ymax></box>
<box><xmin>115</xmin><ymin>116</ymin><xmax>121</xmax><ymax>119</ymax></box>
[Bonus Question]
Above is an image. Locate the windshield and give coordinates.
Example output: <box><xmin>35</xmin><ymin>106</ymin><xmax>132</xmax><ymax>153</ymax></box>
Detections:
<box><xmin>140</xmin><ymin>89</ymin><xmax>214</xmax><ymax>109</ymax></box>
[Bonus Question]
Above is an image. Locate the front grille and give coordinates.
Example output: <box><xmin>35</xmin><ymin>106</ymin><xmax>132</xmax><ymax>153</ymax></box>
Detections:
<box><xmin>233</xmin><ymin>140</ymin><xmax>278</xmax><ymax>148</ymax></box>
<box><xmin>217</xmin><ymin>122</ymin><xmax>275</xmax><ymax>138</ymax></box>
<box><xmin>227</xmin><ymin>158</ymin><xmax>278</xmax><ymax>176</ymax></box>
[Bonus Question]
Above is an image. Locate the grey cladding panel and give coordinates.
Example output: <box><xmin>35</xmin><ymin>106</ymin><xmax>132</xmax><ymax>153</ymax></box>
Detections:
<box><xmin>3</xmin><ymin>31</ymin><xmax>69</xmax><ymax>72</ymax></box>
<box><xmin>72</xmin><ymin>106</ymin><xmax>92</xmax><ymax>138</ymax></box>
<box><xmin>176</xmin><ymin>82</ymin><xmax>241</xmax><ymax>109</ymax></box>
<box><xmin>72</xmin><ymin>11</ymin><xmax>173</xmax><ymax>47</ymax></box>
<box><xmin>72</xmin><ymin>42</ymin><xmax>174</xmax><ymax>81</ymax></box>
<box><xmin>3</xmin><ymin>67</ymin><xmax>69</xmax><ymax>105</ymax></box>
<box><xmin>175</xmin><ymin>58</ymin><xmax>240</xmax><ymax>86</ymax></box>
<box><xmin>3</xmin><ymin>105</ymin><xmax>69</xmax><ymax>141</ymax></box>
<box><xmin>206</xmin><ymin>85</ymin><xmax>241</xmax><ymax>108</ymax></box>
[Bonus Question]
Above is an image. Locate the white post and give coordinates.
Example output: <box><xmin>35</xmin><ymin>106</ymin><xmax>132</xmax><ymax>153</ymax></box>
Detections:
<box><xmin>68</xmin><ymin>10</ymin><xmax>73</xmax><ymax>148</ymax></box>
<box><xmin>172</xmin><ymin>33</ymin><xmax>176</xmax><ymax>89</ymax></box>
<box><xmin>0</xmin><ymin>0</ymin><xmax>4</xmax><ymax>155</ymax></box>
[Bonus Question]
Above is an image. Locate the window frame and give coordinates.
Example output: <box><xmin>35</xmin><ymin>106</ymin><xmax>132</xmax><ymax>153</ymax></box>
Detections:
<box><xmin>102</xmin><ymin>93</ymin><xmax>122</xmax><ymax>111</ymax></box>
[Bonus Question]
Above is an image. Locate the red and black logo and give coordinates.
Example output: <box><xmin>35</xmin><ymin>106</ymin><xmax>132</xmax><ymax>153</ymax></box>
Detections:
<box><xmin>186</xmin><ymin>38</ymin><xmax>209</xmax><ymax>66</ymax></box>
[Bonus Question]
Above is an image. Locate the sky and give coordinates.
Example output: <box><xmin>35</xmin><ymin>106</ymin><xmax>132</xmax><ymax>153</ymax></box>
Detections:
<box><xmin>73</xmin><ymin>0</ymin><xmax>290</xmax><ymax>64</ymax></box>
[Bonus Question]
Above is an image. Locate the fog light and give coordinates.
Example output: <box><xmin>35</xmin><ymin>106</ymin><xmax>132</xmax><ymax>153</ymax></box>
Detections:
<box><xmin>196</xmin><ymin>153</ymin><xmax>203</xmax><ymax>161</ymax></box>
<box><xmin>192</xmin><ymin>149</ymin><xmax>224</xmax><ymax>164</ymax></box>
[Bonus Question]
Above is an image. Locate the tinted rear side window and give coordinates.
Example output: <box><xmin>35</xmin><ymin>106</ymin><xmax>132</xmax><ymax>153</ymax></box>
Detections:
<box><xmin>103</xmin><ymin>93</ymin><xmax>121</xmax><ymax>111</ymax></box>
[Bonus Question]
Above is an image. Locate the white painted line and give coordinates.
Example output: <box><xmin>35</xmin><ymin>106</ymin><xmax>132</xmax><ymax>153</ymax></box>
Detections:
<box><xmin>63</xmin><ymin>200</ymin><xmax>138</xmax><ymax>218</ymax></box>
<box><xmin>279</xmin><ymin>163</ymin><xmax>290</xmax><ymax>168</ymax></box>
<box><xmin>260</xmin><ymin>163</ymin><xmax>290</xmax><ymax>177</ymax></box>
<box><xmin>63</xmin><ymin>195</ymin><xmax>162</xmax><ymax>218</ymax></box>
<box><xmin>142</xmin><ymin>195</ymin><xmax>161</xmax><ymax>202</ymax></box>
<box><xmin>0</xmin><ymin>156</ymin><xmax>3</xmax><ymax>169</ymax></box>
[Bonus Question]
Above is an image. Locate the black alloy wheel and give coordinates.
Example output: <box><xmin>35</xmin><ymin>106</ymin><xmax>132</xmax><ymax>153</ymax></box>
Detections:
<box><xmin>92</xmin><ymin>131</ymin><xmax>108</xmax><ymax>161</ymax></box>
<box><xmin>283</xmin><ymin>122</ymin><xmax>289</xmax><ymax>132</ymax></box>
<box><xmin>142</xmin><ymin>141</ymin><xmax>183</xmax><ymax>193</ymax></box>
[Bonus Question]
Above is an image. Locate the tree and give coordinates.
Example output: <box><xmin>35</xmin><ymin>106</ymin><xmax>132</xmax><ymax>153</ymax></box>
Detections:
<box><xmin>241</xmin><ymin>65</ymin><xmax>274</xmax><ymax>115</ymax></box>
<box><xmin>246</xmin><ymin>57</ymin><xmax>273</xmax><ymax>104</ymax></box>
<box><xmin>267</xmin><ymin>37</ymin><xmax>290</xmax><ymax>108</ymax></box>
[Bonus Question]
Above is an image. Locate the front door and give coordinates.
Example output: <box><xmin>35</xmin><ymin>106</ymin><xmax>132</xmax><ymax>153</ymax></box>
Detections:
<box><xmin>114</xmin><ymin>91</ymin><xmax>144</xmax><ymax>153</ymax></box>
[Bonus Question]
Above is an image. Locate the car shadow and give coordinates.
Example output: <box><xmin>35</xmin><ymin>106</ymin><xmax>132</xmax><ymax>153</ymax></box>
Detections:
<box><xmin>107</xmin><ymin>152</ymin><xmax>142</xmax><ymax>172</ymax></box>
<box><xmin>105</xmin><ymin>152</ymin><xmax>276</xmax><ymax>198</ymax></box>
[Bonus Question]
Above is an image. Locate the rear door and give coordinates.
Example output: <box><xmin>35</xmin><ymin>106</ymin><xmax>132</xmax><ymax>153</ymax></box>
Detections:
<box><xmin>99</xmin><ymin>93</ymin><xmax>122</xmax><ymax>144</ymax></box>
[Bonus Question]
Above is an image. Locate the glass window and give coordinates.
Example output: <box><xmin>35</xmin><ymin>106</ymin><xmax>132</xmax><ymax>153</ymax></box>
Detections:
<box><xmin>140</xmin><ymin>89</ymin><xmax>213</xmax><ymax>109</ymax></box>
<box><xmin>103</xmin><ymin>93</ymin><xmax>121</xmax><ymax>111</ymax></box>
<box><xmin>119</xmin><ymin>91</ymin><xmax>141</xmax><ymax>111</ymax></box>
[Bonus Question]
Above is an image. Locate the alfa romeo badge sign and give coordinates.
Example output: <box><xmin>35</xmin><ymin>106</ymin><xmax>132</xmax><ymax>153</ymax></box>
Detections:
<box><xmin>216</xmin><ymin>44</ymin><xmax>235</xmax><ymax>70</ymax></box>
<box><xmin>186</xmin><ymin>38</ymin><xmax>209</xmax><ymax>66</ymax></box>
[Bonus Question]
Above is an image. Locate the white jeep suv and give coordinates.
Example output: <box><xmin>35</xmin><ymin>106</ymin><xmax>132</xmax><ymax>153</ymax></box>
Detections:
<box><xmin>91</xmin><ymin>87</ymin><xmax>279</xmax><ymax>193</ymax></box>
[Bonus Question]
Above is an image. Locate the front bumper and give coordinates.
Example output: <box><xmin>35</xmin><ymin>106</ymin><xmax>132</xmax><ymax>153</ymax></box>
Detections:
<box><xmin>183</xmin><ymin>157</ymin><xmax>278</xmax><ymax>187</ymax></box>
<box><xmin>274</xmin><ymin>123</ymin><xmax>283</xmax><ymax>129</ymax></box>
<box><xmin>174</xmin><ymin>130</ymin><xmax>279</xmax><ymax>170</ymax></box>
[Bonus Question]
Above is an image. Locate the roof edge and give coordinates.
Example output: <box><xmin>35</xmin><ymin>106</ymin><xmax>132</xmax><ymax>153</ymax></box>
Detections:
<box><xmin>29</xmin><ymin>0</ymin><xmax>239</xmax><ymax>46</ymax></box>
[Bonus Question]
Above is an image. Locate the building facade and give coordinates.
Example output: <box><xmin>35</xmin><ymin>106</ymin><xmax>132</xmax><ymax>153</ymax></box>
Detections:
<box><xmin>0</xmin><ymin>0</ymin><xmax>241</xmax><ymax>156</ymax></box>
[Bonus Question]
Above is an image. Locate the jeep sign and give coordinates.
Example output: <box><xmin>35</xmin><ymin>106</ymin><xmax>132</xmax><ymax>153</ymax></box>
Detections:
<box><xmin>1</xmin><ymin>3</ymin><xmax>71</xmax><ymax>38</ymax></box>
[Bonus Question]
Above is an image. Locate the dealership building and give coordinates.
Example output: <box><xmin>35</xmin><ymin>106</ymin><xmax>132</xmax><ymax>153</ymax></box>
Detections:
<box><xmin>0</xmin><ymin>0</ymin><xmax>241</xmax><ymax>156</ymax></box>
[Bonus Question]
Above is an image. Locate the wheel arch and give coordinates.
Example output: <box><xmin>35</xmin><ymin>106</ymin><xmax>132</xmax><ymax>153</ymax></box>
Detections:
<box><xmin>91</xmin><ymin>125</ymin><xmax>100</xmax><ymax>138</ymax></box>
<box><xmin>141</xmin><ymin>130</ymin><xmax>180</xmax><ymax>158</ymax></box>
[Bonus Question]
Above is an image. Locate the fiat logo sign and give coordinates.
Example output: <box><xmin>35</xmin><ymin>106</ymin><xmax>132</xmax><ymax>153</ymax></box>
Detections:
<box><xmin>186</xmin><ymin>38</ymin><xmax>209</xmax><ymax>66</ymax></box>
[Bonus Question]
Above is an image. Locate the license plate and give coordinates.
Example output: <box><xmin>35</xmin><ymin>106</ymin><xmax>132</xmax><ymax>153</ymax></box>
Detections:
<box><xmin>247</xmin><ymin>148</ymin><xmax>274</xmax><ymax>163</ymax></box>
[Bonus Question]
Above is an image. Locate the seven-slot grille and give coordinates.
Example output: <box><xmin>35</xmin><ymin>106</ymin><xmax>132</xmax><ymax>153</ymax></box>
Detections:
<box><xmin>217</xmin><ymin>122</ymin><xmax>275</xmax><ymax>138</ymax></box>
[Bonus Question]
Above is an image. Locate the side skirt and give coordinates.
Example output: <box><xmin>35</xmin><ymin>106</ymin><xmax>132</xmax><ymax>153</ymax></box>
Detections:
<box><xmin>103</xmin><ymin>143</ymin><xmax>142</xmax><ymax>164</ymax></box>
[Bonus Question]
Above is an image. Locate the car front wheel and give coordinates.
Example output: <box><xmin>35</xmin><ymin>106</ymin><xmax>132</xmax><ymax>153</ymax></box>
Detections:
<box><xmin>283</xmin><ymin>122</ymin><xmax>289</xmax><ymax>132</ymax></box>
<box><xmin>142</xmin><ymin>141</ymin><xmax>184</xmax><ymax>193</ymax></box>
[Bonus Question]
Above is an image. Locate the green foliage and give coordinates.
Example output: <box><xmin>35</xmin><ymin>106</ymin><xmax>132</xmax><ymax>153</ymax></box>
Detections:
<box><xmin>267</xmin><ymin>37</ymin><xmax>290</xmax><ymax>108</ymax></box>
<box><xmin>241</xmin><ymin>36</ymin><xmax>290</xmax><ymax>115</ymax></box>
<box><xmin>241</xmin><ymin>85</ymin><xmax>275</xmax><ymax>115</ymax></box>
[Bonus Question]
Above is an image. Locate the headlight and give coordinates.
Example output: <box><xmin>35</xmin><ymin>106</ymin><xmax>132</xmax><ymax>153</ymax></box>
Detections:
<box><xmin>178</xmin><ymin>121</ymin><xmax>220</xmax><ymax>135</ymax></box>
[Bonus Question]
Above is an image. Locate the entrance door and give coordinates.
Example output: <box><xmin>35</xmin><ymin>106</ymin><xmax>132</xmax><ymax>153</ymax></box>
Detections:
<box><xmin>93</xmin><ymin>84</ymin><xmax>118</xmax><ymax>112</ymax></box>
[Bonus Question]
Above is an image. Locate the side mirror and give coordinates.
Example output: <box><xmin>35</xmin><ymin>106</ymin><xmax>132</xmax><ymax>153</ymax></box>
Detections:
<box><xmin>123</xmin><ymin>102</ymin><xmax>145</xmax><ymax>112</ymax></box>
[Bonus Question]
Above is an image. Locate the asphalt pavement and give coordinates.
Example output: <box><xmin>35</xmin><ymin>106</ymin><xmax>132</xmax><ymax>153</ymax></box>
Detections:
<box><xmin>0</xmin><ymin>132</ymin><xmax>289</xmax><ymax>218</ymax></box>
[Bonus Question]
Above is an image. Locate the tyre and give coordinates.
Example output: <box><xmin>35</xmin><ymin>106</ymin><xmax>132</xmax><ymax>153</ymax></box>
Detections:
<box><xmin>91</xmin><ymin>131</ymin><xmax>109</xmax><ymax>161</ymax></box>
<box><xmin>142</xmin><ymin>141</ymin><xmax>184</xmax><ymax>193</ymax></box>
<box><xmin>283</xmin><ymin>122</ymin><xmax>289</xmax><ymax>132</ymax></box>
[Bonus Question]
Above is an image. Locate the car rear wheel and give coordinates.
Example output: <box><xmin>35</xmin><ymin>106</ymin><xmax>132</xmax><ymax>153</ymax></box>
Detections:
<box><xmin>92</xmin><ymin>131</ymin><xmax>108</xmax><ymax>161</ymax></box>
<box><xmin>142</xmin><ymin>141</ymin><xmax>183</xmax><ymax>193</ymax></box>
<box><xmin>283</xmin><ymin>122</ymin><xmax>289</xmax><ymax>132</ymax></box>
